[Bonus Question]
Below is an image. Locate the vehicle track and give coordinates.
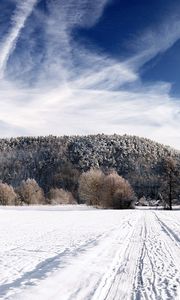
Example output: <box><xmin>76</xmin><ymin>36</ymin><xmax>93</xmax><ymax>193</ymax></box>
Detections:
<box><xmin>132</xmin><ymin>212</ymin><xmax>180</xmax><ymax>300</ymax></box>
<box><xmin>1</xmin><ymin>209</ymin><xmax>179</xmax><ymax>300</ymax></box>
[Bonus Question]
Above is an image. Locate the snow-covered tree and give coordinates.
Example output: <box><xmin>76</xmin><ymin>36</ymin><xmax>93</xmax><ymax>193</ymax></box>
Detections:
<box><xmin>160</xmin><ymin>157</ymin><xmax>180</xmax><ymax>210</ymax></box>
<box><xmin>0</xmin><ymin>182</ymin><xmax>17</xmax><ymax>205</ymax></box>
<box><xmin>17</xmin><ymin>179</ymin><xmax>45</xmax><ymax>205</ymax></box>
<box><xmin>48</xmin><ymin>188</ymin><xmax>76</xmax><ymax>205</ymax></box>
<box><xmin>78</xmin><ymin>169</ymin><xmax>104</xmax><ymax>205</ymax></box>
<box><xmin>78</xmin><ymin>169</ymin><xmax>135</xmax><ymax>209</ymax></box>
<box><xmin>101</xmin><ymin>171</ymin><xmax>135</xmax><ymax>209</ymax></box>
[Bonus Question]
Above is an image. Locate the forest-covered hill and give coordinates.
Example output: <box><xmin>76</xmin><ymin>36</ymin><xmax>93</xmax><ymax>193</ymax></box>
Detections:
<box><xmin>0</xmin><ymin>134</ymin><xmax>179</xmax><ymax>199</ymax></box>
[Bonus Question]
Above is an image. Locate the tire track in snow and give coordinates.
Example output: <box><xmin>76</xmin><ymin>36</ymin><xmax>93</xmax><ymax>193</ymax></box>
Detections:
<box><xmin>1</xmin><ymin>209</ymin><xmax>179</xmax><ymax>300</ymax></box>
<box><xmin>92</xmin><ymin>214</ymin><xmax>144</xmax><ymax>300</ymax></box>
<box><xmin>153</xmin><ymin>212</ymin><xmax>180</xmax><ymax>249</ymax></box>
<box><xmin>0</xmin><ymin>230</ymin><xmax>116</xmax><ymax>299</ymax></box>
<box><xmin>132</xmin><ymin>211</ymin><xmax>180</xmax><ymax>300</ymax></box>
<box><xmin>0</xmin><ymin>213</ymin><xmax>136</xmax><ymax>300</ymax></box>
<box><xmin>92</xmin><ymin>211</ymin><xmax>180</xmax><ymax>300</ymax></box>
<box><xmin>132</xmin><ymin>213</ymin><xmax>159</xmax><ymax>300</ymax></box>
<box><xmin>65</xmin><ymin>217</ymin><xmax>139</xmax><ymax>300</ymax></box>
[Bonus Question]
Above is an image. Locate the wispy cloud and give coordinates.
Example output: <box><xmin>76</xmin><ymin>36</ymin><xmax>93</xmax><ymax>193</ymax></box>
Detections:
<box><xmin>128</xmin><ymin>13</ymin><xmax>180</xmax><ymax>69</ymax></box>
<box><xmin>0</xmin><ymin>0</ymin><xmax>37</xmax><ymax>78</ymax></box>
<box><xmin>0</xmin><ymin>0</ymin><xmax>180</xmax><ymax>149</ymax></box>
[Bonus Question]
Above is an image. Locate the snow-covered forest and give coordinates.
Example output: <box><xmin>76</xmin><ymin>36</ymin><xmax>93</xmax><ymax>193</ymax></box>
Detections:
<box><xmin>0</xmin><ymin>134</ymin><xmax>179</xmax><ymax>207</ymax></box>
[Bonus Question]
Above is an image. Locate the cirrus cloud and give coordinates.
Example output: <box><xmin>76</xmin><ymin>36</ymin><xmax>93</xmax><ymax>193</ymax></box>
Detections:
<box><xmin>0</xmin><ymin>0</ymin><xmax>180</xmax><ymax>150</ymax></box>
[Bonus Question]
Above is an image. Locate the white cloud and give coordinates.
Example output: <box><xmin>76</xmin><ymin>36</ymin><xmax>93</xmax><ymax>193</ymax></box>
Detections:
<box><xmin>128</xmin><ymin>14</ymin><xmax>180</xmax><ymax>69</ymax></box>
<box><xmin>0</xmin><ymin>0</ymin><xmax>38</xmax><ymax>78</ymax></box>
<box><xmin>0</xmin><ymin>0</ymin><xmax>180</xmax><ymax>150</ymax></box>
<box><xmin>1</xmin><ymin>79</ymin><xmax>180</xmax><ymax>149</ymax></box>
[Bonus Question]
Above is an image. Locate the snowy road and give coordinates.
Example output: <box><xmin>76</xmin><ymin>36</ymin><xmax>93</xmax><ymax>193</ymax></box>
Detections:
<box><xmin>0</xmin><ymin>206</ymin><xmax>179</xmax><ymax>300</ymax></box>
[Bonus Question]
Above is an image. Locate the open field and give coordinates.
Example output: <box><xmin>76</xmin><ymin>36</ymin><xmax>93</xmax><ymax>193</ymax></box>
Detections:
<box><xmin>0</xmin><ymin>206</ymin><xmax>180</xmax><ymax>300</ymax></box>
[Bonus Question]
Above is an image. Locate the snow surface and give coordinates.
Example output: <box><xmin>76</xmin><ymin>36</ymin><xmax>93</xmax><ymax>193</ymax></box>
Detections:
<box><xmin>0</xmin><ymin>205</ymin><xmax>180</xmax><ymax>300</ymax></box>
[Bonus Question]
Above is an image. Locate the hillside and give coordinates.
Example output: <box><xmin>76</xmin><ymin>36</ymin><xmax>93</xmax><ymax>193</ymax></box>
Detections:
<box><xmin>0</xmin><ymin>134</ymin><xmax>179</xmax><ymax>199</ymax></box>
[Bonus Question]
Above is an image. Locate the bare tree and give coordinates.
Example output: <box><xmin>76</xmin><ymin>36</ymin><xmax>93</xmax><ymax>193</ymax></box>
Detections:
<box><xmin>48</xmin><ymin>188</ymin><xmax>76</xmax><ymax>204</ymax></box>
<box><xmin>0</xmin><ymin>182</ymin><xmax>17</xmax><ymax>205</ymax></box>
<box><xmin>101</xmin><ymin>171</ymin><xmax>135</xmax><ymax>208</ymax></box>
<box><xmin>161</xmin><ymin>157</ymin><xmax>180</xmax><ymax>210</ymax></box>
<box><xmin>78</xmin><ymin>169</ymin><xmax>135</xmax><ymax>208</ymax></box>
<box><xmin>17</xmin><ymin>179</ymin><xmax>45</xmax><ymax>205</ymax></box>
<box><xmin>53</xmin><ymin>162</ymin><xmax>80</xmax><ymax>200</ymax></box>
<box><xmin>78</xmin><ymin>169</ymin><xmax>104</xmax><ymax>205</ymax></box>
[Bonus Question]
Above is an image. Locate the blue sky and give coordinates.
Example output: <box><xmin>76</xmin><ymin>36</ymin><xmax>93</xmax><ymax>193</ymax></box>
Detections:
<box><xmin>0</xmin><ymin>0</ymin><xmax>180</xmax><ymax>149</ymax></box>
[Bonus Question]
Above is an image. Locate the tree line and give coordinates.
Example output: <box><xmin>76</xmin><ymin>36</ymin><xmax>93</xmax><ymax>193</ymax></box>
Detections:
<box><xmin>0</xmin><ymin>134</ymin><xmax>179</xmax><ymax>209</ymax></box>
<box><xmin>0</xmin><ymin>169</ymin><xmax>135</xmax><ymax>209</ymax></box>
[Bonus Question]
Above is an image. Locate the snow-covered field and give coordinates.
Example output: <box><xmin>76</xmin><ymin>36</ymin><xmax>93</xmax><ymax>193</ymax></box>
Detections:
<box><xmin>0</xmin><ymin>206</ymin><xmax>180</xmax><ymax>300</ymax></box>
